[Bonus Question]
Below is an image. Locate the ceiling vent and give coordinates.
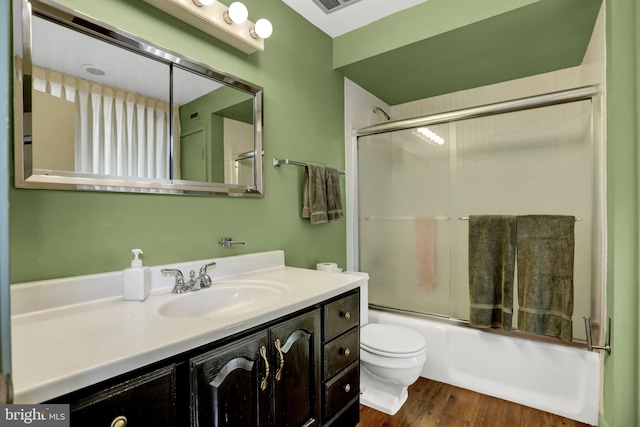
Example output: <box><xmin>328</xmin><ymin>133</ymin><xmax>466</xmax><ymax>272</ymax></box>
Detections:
<box><xmin>312</xmin><ymin>0</ymin><xmax>362</xmax><ymax>14</ymax></box>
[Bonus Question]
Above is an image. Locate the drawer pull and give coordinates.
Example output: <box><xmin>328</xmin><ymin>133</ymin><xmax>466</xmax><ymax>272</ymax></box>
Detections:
<box><xmin>343</xmin><ymin>384</ymin><xmax>351</xmax><ymax>393</ymax></box>
<box><xmin>275</xmin><ymin>338</ymin><xmax>285</xmax><ymax>381</ymax></box>
<box><xmin>341</xmin><ymin>311</ymin><xmax>351</xmax><ymax>320</ymax></box>
<box><xmin>340</xmin><ymin>347</ymin><xmax>351</xmax><ymax>357</ymax></box>
<box><xmin>260</xmin><ymin>345</ymin><xmax>269</xmax><ymax>391</ymax></box>
<box><xmin>111</xmin><ymin>416</ymin><xmax>127</xmax><ymax>427</ymax></box>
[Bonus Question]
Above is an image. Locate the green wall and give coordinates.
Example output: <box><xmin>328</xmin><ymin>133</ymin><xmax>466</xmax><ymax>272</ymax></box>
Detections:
<box><xmin>603</xmin><ymin>0</ymin><xmax>640</xmax><ymax>425</ymax></box>
<box><xmin>8</xmin><ymin>0</ymin><xmax>347</xmax><ymax>283</ymax></box>
<box><xmin>6</xmin><ymin>0</ymin><xmax>640</xmax><ymax>423</ymax></box>
<box><xmin>335</xmin><ymin>0</ymin><xmax>602</xmax><ymax>105</ymax></box>
<box><xmin>179</xmin><ymin>86</ymin><xmax>253</xmax><ymax>183</ymax></box>
<box><xmin>333</xmin><ymin>0</ymin><xmax>539</xmax><ymax>69</ymax></box>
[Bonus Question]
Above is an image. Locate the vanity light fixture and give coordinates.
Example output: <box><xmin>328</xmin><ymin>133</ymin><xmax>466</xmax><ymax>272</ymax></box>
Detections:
<box><xmin>224</xmin><ymin>2</ymin><xmax>249</xmax><ymax>24</ymax></box>
<box><xmin>250</xmin><ymin>18</ymin><xmax>273</xmax><ymax>40</ymax></box>
<box><xmin>143</xmin><ymin>0</ymin><xmax>272</xmax><ymax>53</ymax></box>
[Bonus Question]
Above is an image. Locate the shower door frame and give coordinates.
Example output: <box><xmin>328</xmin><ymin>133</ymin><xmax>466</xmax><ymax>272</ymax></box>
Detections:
<box><xmin>347</xmin><ymin>85</ymin><xmax>606</xmax><ymax>347</ymax></box>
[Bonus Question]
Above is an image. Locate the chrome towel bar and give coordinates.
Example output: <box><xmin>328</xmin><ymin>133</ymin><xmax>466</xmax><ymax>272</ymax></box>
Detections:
<box><xmin>273</xmin><ymin>158</ymin><xmax>345</xmax><ymax>175</ymax></box>
<box><xmin>458</xmin><ymin>216</ymin><xmax>582</xmax><ymax>221</ymax></box>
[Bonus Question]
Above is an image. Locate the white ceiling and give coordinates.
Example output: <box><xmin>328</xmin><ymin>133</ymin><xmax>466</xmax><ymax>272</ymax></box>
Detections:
<box><xmin>281</xmin><ymin>0</ymin><xmax>429</xmax><ymax>38</ymax></box>
<box><xmin>29</xmin><ymin>16</ymin><xmax>222</xmax><ymax>105</ymax></box>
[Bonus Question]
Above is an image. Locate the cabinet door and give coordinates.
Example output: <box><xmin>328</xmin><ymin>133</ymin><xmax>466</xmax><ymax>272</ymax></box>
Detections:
<box><xmin>190</xmin><ymin>331</ymin><xmax>270</xmax><ymax>427</ymax></box>
<box><xmin>270</xmin><ymin>309</ymin><xmax>321</xmax><ymax>427</ymax></box>
<box><xmin>69</xmin><ymin>365</ymin><xmax>177</xmax><ymax>427</ymax></box>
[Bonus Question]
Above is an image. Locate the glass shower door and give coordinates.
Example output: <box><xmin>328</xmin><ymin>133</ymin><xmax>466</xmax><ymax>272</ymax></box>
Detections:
<box><xmin>451</xmin><ymin>100</ymin><xmax>593</xmax><ymax>338</ymax></box>
<box><xmin>358</xmin><ymin>124</ymin><xmax>451</xmax><ymax>317</ymax></box>
<box><xmin>356</xmin><ymin>99</ymin><xmax>595</xmax><ymax>341</ymax></box>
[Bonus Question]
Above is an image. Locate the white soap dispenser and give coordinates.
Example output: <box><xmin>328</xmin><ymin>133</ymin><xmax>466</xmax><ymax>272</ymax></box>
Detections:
<box><xmin>123</xmin><ymin>248</ymin><xmax>151</xmax><ymax>301</ymax></box>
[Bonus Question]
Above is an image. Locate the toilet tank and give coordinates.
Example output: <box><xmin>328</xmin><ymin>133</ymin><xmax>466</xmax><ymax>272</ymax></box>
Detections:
<box><xmin>343</xmin><ymin>271</ymin><xmax>369</xmax><ymax>326</ymax></box>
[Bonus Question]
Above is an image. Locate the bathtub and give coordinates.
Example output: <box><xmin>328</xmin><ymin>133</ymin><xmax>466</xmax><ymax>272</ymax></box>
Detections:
<box><xmin>369</xmin><ymin>310</ymin><xmax>601</xmax><ymax>425</ymax></box>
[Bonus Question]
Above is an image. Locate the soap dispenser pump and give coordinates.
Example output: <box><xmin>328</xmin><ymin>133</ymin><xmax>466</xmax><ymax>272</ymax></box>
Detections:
<box><xmin>123</xmin><ymin>248</ymin><xmax>151</xmax><ymax>301</ymax></box>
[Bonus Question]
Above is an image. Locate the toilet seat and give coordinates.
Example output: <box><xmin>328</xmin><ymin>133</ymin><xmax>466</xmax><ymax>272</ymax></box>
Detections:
<box><xmin>361</xmin><ymin>324</ymin><xmax>426</xmax><ymax>358</ymax></box>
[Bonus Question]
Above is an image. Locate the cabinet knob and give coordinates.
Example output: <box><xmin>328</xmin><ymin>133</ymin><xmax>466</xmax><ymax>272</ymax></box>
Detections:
<box><xmin>340</xmin><ymin>347</ymin><xmax>351</xmax><ymax>357</ymax></box>
<box><xmin>111</xmin><ymin>416</ymin><xmax>127</xmax><ymax>427</ymax></box>
<box><xmin>341</xmin><ymin>311</ymin><xmax>351</xmax><ymax>320</ymax></box>
<box><xmin>343</xmin><ymin>384</ymin><xmax>351</xmax><ymax>393</ymax></box>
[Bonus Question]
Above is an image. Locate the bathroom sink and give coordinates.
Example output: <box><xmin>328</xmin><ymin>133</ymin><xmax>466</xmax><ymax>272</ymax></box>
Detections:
<box><xmin>158</xmin><ymin>280</ymin><xmax>287</xmax><ymax>320</ymax></box>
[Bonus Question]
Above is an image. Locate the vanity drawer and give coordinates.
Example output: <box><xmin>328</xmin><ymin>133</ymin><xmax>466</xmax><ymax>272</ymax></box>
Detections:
<box><xmin>324</xmin><ymin>362</ymin><xmax>359</xmax><ymax>421</ymax></box>
<box><xmin>324</xmin><ymin>398</ymin><xmax>360</xmax><ymax>427</ymax></box>
<box><xmin>324</xmin><ymin>327</ymin><xmax>359</xmax><ymax>379</ymax></box>
<box><xmin>68</xmin><ymin>364</ymin><xmax>177</xmax><ymax>427</ymax></box>
<box><xmin>324</xmin><ymin>292</ymin><xmax>359</xmax><ymax>341</ymax></box>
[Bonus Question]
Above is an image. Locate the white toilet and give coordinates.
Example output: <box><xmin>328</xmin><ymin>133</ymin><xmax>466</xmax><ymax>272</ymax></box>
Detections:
<box><xmin>349</xmin><ymin>272</ymin><xmax>427</xmax><ymax>416</ymax></box>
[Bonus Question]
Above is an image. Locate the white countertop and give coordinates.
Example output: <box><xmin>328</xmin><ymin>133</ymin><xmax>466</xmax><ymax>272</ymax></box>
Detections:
<box><xmin>11</xmin><ymin>251</ymin><xmax>363</xmax><ymax>403</ymax></box>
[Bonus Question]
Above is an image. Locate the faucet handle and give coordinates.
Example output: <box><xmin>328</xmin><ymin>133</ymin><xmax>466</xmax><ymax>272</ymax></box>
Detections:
<box><xmin>162</xmin><ymin>268</ymin><xmax>184</xmax><ymax>282</ymax></box>
<box><xmin>162</xmin><ymin>268</ymin><xmax>186</xmax><ymax>293</ymax></box>
<box><xmin>199</xmin><ymin>261</ymin><xmax>217</xmax><ymax>275</ymax></box>
<box><xmin>199</xmin><ymin>261</ymin><xmax>216</xmax><ymax>288</ymax></box>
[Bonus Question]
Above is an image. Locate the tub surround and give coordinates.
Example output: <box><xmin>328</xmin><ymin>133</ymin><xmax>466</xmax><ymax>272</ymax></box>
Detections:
<box><xmin>11</xmin><ymin>250</ymin><xmax>365</xmax><ymax>404</ymax></box>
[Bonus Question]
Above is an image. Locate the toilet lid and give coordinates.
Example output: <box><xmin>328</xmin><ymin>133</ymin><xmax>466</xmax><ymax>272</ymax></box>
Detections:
<box><xmin>361</xmin><ymin>324</ymin><xmax>426</xmax><ymax>357</ymax></box>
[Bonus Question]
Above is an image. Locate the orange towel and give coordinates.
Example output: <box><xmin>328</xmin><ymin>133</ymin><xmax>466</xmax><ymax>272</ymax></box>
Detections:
<box><xmin>415</xmin><ymin>217</ymin><xmax>436</xmax><ymax>291</ymax></box>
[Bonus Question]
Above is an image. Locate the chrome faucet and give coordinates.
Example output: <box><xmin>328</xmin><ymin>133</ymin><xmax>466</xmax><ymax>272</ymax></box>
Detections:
<box><xmin>162</xmin><ymin>261</ymin><xmax>217</xmax><ymax>294</ymax></box>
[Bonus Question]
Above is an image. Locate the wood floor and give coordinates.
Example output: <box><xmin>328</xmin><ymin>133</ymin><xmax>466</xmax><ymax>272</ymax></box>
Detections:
<box><xmin>358</xmin><ymin>377</ymin><xmax>592</xmax><ymax>427</ymax></box>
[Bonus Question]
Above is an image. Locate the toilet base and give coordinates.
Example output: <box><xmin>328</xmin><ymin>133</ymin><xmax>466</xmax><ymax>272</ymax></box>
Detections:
<box><xmin>359</xmin><ymin>382</ymin><xmax>409</xmax><ymax>416</ymax></box>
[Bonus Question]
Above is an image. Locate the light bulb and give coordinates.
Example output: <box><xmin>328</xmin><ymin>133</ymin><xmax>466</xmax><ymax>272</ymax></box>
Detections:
<box><xmin>192</xmin><ymin>0</ymin><xmax>215</xmax><ymax>7</ymax></box>
<box><xmin>224</xmin><ymin>2</ymin><xmax>248</xmax><ymax>24</ymax></box>
<box><xmin>250</xmin><ymin>18</ymin><xmax>272</xmax><ymax>39</ymax></box>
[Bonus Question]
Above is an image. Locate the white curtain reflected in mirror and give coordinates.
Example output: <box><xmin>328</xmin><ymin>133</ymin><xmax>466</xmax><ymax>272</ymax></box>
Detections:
<box><xmin>28</xmin><ymin>16</ymin><xmax>172</xmax><ymax>181</ymax></box>
<box><xmin>31</xmin><ymin>66</ymin><xmax>174</xmax><ymax>180</ymax></box>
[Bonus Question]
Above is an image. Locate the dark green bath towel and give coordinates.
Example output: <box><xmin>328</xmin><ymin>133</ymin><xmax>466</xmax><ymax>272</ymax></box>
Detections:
<box><xmin>468</xmin><ymin>215</ymin><xmax>516</xmax><ymax>330</ymax></box>
<box><xmin>516</xmin><ymin>215</ymin><xmax>575</xmax><ymax>342</ymax></box>
<box><xmin>302</xmin><ymin>164</ymin><xmax>343</xmax><ymax>224</ymax></box>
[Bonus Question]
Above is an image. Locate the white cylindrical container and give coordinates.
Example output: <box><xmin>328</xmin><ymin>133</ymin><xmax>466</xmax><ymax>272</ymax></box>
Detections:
<box><xmin>316</xmin><ymin>262</ymin><xmax>339</xmax><ymax>272</ymax></box>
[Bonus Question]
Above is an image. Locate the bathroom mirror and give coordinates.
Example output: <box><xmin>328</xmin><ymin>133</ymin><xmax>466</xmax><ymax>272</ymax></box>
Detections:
<box><xmin>13</xmin><ymin>0</ymin><xmax>264</xmax><ymax>196</ymax></box>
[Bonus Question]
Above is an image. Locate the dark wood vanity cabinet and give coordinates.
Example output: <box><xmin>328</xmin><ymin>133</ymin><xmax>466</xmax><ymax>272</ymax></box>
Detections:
<box><xmin>190</xmin><ymin>310</ymin><xmax>321</xmax><ymax>427</ymax></box>
<box><xmin>270</xmin><ymin>310</ymin><xmax>322</xmax><ymax>426</ymax></box>
<box><xmin>53</xmin><ymin>364</ymin><xmax>178</xmax><ymax>427</ymax></box>
<box><xmin>190</xmin><ymin>330</ymin><xmax>271</xmax><ymax>427</ymax></box>
<box><xmin>46</xmin><ymin>289</ymin><xmax>359</xmax><ymax>427</ymax></box>
<box><xmin>322</xmin><ymin>291</ymin><xmax>361</xmax><ymax>426</ymax></box>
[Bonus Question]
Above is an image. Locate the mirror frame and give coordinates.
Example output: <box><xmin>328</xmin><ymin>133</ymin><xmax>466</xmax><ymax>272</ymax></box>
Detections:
<box><xmin>13</xmin><ymin>0</ymin><xmax>264</xmax><ymax>197</ymax></box>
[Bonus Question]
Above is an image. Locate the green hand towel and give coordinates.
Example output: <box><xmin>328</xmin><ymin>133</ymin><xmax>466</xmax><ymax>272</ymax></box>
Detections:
<box><xmin>302</xmin><ymin>163</ymin><xmax>328</xmax><ymax>224</ymax></box>
<box><xmin>302</xmin><ymin>164</ymin><xmax>343</xmax><ymax>225</ymax></box>
<box><xmin>516</xmin><ymin>215</ymin><xmax>575</xmax><ymax>342</ymax></box>
<box><xmin>468</xmin><ymin>215</ymin><xmax>516</xmax><ymax>330</ymax></box>
<box><xmin>326</xmin><ymin>167</ymin><xmax>344</xmax><ymax>222</ymax></box>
